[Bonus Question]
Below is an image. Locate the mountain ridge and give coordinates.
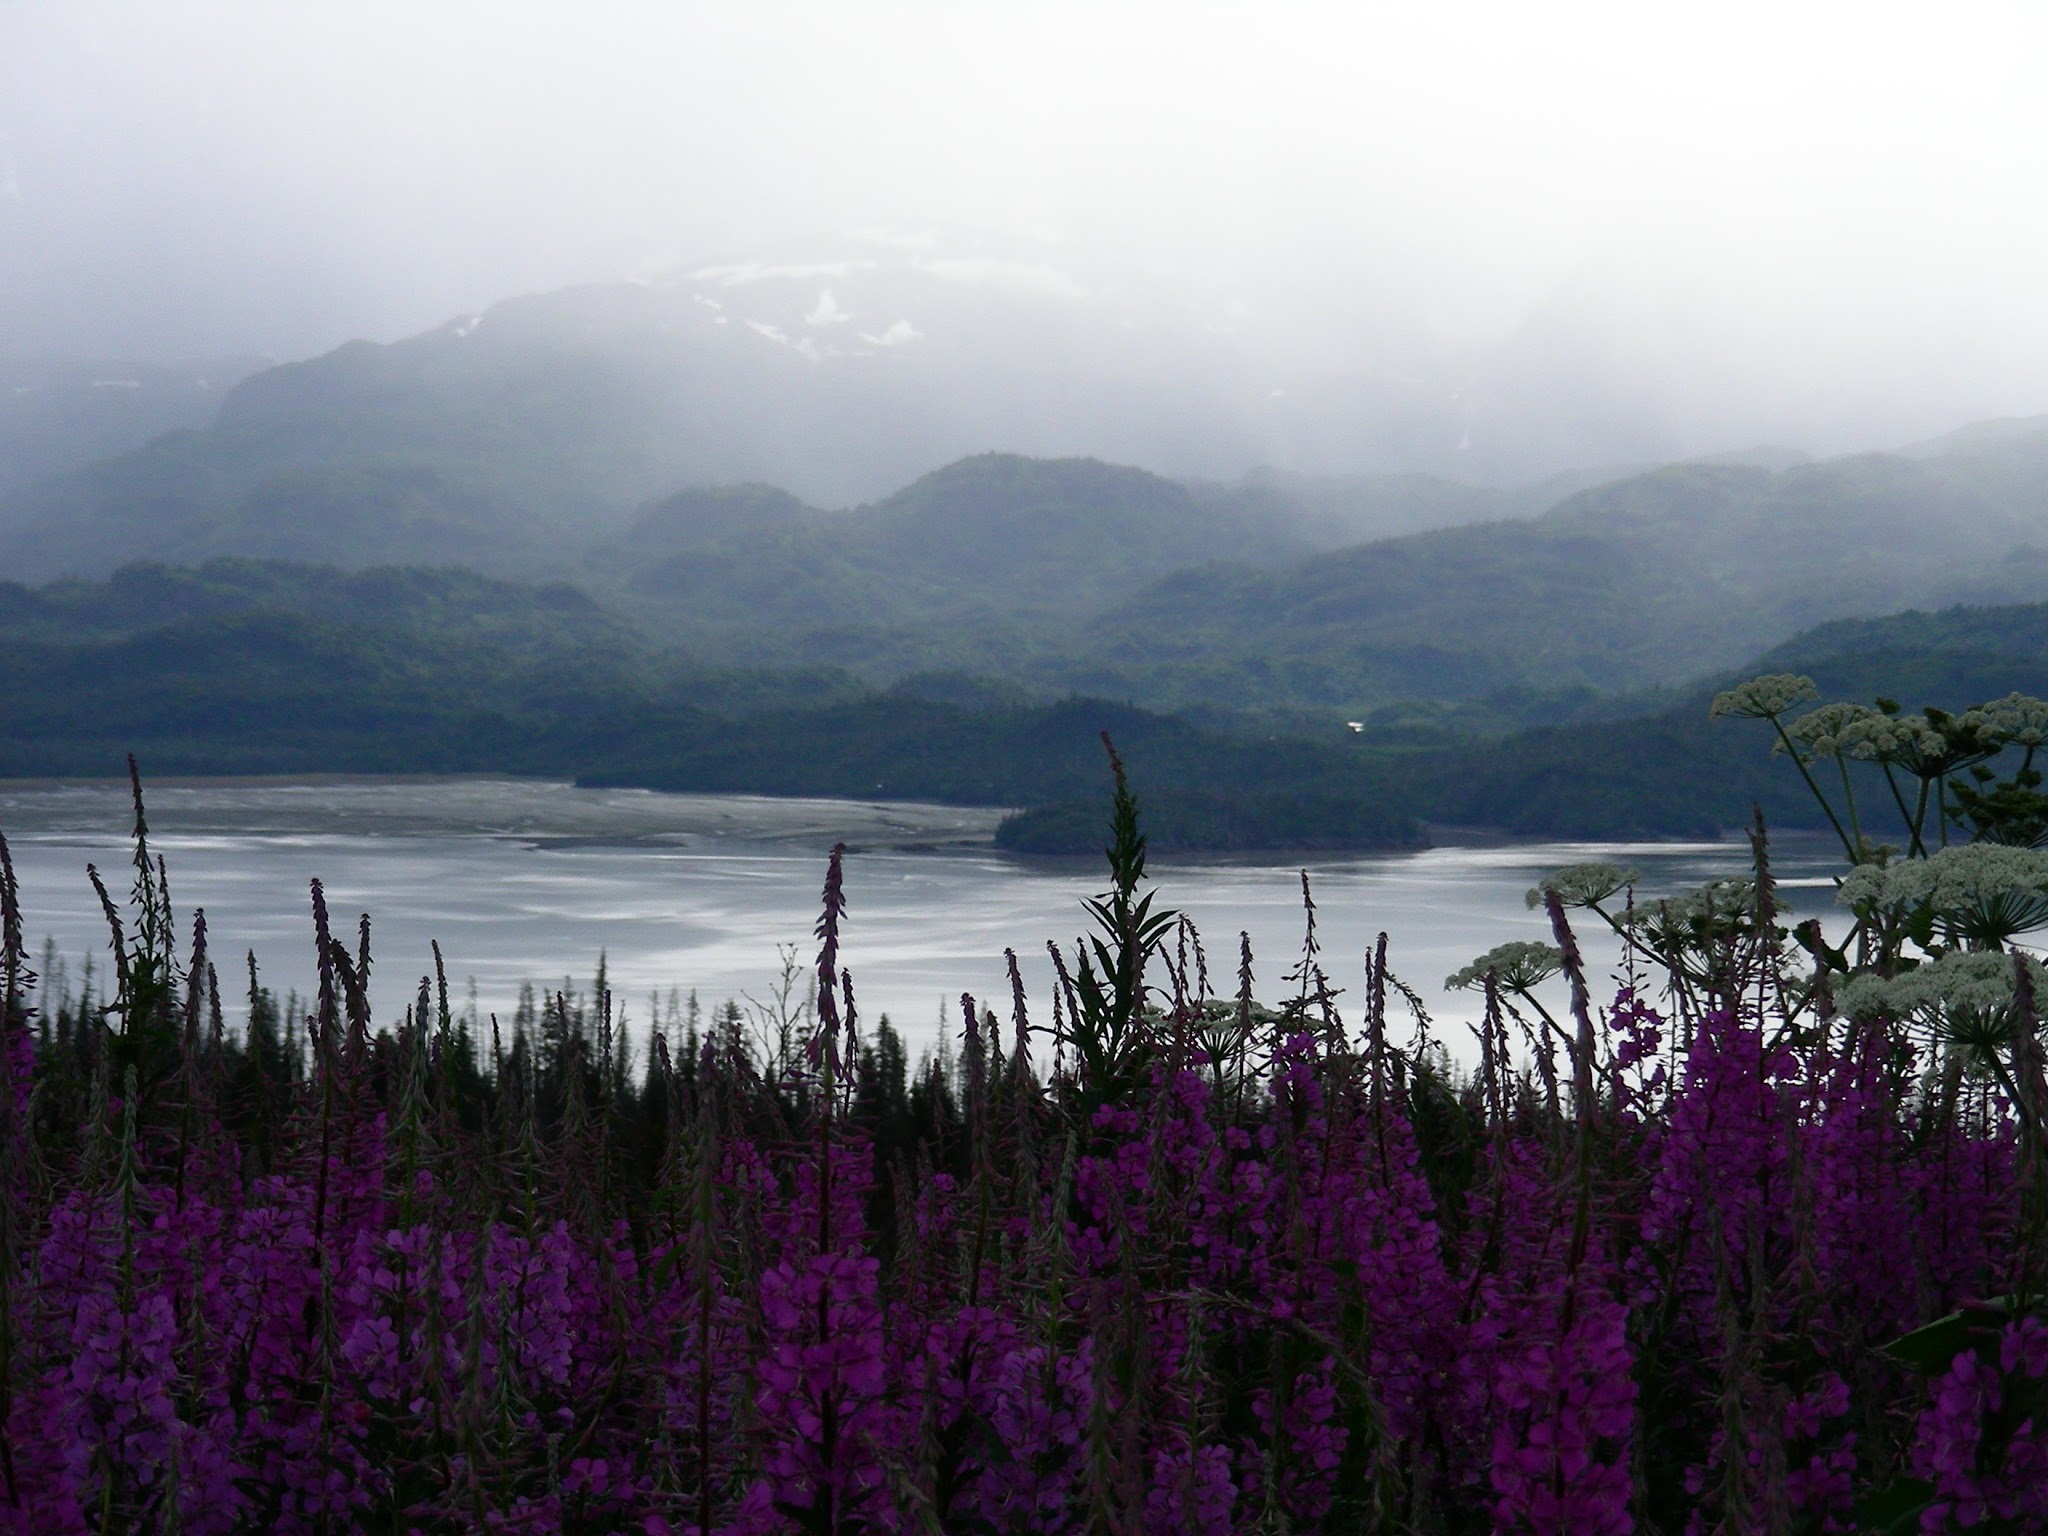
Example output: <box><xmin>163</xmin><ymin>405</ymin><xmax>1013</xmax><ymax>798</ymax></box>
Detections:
<box><xmin>5</xmin><ymin>269</ymin><xmax>2047</xmax><ymax>733</ymax></box>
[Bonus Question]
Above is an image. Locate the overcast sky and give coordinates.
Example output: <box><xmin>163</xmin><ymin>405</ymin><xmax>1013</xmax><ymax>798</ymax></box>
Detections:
<box><xmin>4</xmin><ymin>0</ymin><xmax>2046</xmax><ymax>457</ymax></box>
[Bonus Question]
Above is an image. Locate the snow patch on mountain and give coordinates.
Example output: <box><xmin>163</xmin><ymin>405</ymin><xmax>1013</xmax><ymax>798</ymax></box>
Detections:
<box><xmin>858</xmin><ymin>320</ymin><xmax>922</xmax><ymax>348</ymax></box>
<box><xmin>805</xmin><ymin>289</ymin><xmax>851</xmax><ymax>327</ymax></box>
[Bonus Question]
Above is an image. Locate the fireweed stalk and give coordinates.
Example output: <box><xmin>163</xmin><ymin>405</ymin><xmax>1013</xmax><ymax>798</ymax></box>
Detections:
<box><xmin>0</xmin><ymin>739</ymin><xmax>2046</xmax><ymax>1531</ymax></box>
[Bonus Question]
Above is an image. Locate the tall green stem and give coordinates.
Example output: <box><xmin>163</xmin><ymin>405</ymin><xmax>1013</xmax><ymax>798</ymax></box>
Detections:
<box><xmin>1767</xmin><ymin>717</ymin><xmax>1856</xmax><ymax>861</ymax></box>
<box><xmin>1881</xmin><ymin>763</ymin><xmax>1926</xmax><ymax>858</ymax></box>
<box><xmin>1836</xmin><ymin>757</ymin><xmax>1865</xmax><ymax>860</ymax></box>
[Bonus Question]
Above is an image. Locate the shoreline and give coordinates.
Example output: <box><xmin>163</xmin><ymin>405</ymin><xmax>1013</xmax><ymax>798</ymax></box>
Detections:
<box><xmin>0</xmin><ymin>772</ymin><xmax>1817</xmax><ymax>867</ymax></box>
<box><xmin>0</xmin><ymin>773</ymin><xmax>1015</xmax><ymax>852</ymax></box>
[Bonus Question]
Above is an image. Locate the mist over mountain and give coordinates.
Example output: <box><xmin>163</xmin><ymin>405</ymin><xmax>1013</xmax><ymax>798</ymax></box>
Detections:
<box><xmin>0</xmin><ymin>354</ymin><xmax>267</xmax><ymax>492</ymax></box>
<box><xmin>0</xmin><ymin>189</ymin><xmax>2042</xmax><ymax>850</ymax></box>
<box><xmin>567</xmin><ymin>426</ymin><xmax>2048</xmax><ymax>716</ymax></box>
<box><xmin>1065</xmin><ymin>436</ymin><xmax>2048</xmax><ymax>709</ymax></box>
<box><xmin>6</xmin><ymin>254</ymin><xmax>2048</xmax><ymax>729</ymax></box>
<box><xmin>0</xmin><ymin>246</ymin><xmax>1895</xmax><ymax>583</ymax></box>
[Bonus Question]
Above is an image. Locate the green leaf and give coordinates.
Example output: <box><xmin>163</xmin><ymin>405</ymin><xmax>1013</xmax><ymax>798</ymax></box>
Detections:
<box><xmin>1884</xmin><ymin>1298</ymin><xmax>2012</xmax><ymax>1374</ymax></box>
<box><xmin>1795</xmin><ymin>920</ymin><xmax>1851</xmax><ymax>975</ymax></box>
<box><xmin>1850</xmin><ymin>1476</ymin><xmax>1935</xmax><ymax>1533</ymax></box>
<box><xmin>1904</xmin><ymin>901</ymin><xmax>1939</xmax><ymax>951</ymax></box>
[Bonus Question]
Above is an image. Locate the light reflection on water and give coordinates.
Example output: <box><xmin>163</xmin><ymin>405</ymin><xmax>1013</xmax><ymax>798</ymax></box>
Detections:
<box><xmin>0</xmin><ymin>778</ymin><xmax>1847</xmax><ymax>1061</ymax></box>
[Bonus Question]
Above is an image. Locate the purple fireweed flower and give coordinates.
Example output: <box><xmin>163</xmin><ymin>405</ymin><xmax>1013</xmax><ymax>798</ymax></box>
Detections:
<box><xmin>754</xmin><ymin>1250</ymin><xmax>893</xmax><ymax>1531</ymax></box>
<box><xmin>1244</xmin><ymin>1357</ymin><xmax>1350</xmax><ymax>1525</ymax></box>
<box><xmin>1910</xmin><ymin>1321</ymin><xmax>2048</xmax><ymax>1531</ymax></box>
<box><xmin>985</xmin><ymin>1337</ymin><xmax>1094</xmax><ymax>1527</ymax></box>
<box><xmin>1146</xmin><ymin>1439</ymin><xmax>1237</xmax><ymax>1535</ymax></box>
<box><xmin>1486</xmin><ymin>1275</ymin><xmax>1636</xmax><ymax>1536</ymax></box>
<box><xmin>482</xmin><ymin>1221</ymin><xmax>581</xmax><ymax>1390</ymax></box>
<box><xmin>7</xmin><ymin>823</ymin><xmax>2048</xmax><ymax>1532</ymax></box>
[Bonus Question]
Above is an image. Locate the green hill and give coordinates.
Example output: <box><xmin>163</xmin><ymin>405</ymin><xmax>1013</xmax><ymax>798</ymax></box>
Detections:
<box><xmin>0</xmin><ymin>559</ymin><xmax>631</xmax><ymax>653</ymax></box>
<box><xmin>0</xmin><ymin>559</ymin><xmax>1424</xmax><ymax>854</ymax></box>
<box><xmin>586</xmin><ymin>433</ymin><xmax>2048</xmax><ymax>717</ymax></box>
<box><xmin>3</xmin><ymin>557</ymin><xmax>2042</xmax><ymax>849</ymax></box>
<box><xmin>1420</xmin><ymin>601</ymin><xmax>2048</xmax><ymax>838</ymax></box>
<box><xmin>9</xmin><ymin>288</ymin><xmax>2048</xmax><ymax>744</ymax></box>
<box><xmin>593</xmin><ymin>454</ymin><xmax>1327</xmax><ymax>676</ymax></box>
<box><xmin>1072</xmin><ymin>446</ymin><xmax>2048</xmax><ymax>716</ymax></box>
<box><xmin>0</xmin><ymin>355</ymin><xmax>268</xmax><ymax>492</ymax></box>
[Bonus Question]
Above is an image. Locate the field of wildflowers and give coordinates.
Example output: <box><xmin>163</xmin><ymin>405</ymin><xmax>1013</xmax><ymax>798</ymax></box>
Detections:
<box><xmin>0</xmin><ymin>692</ymin><xmax>2045</xmax><ymax>1534</ymax></box>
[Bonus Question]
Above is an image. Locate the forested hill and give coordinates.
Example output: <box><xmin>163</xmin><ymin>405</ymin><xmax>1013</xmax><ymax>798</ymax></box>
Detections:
<box><xmin>0</xmin><ymin>559</ymin><xmax>629</xmax><ymax>652</ymax></box>
<box><xmin>589</xmin><ymin>455</ymin><xmax>1329</xmax><ymax>676</ymax></box>
<box><xmin>3</xmin><ymin>558</ymin><xmax>2040</xmax><ymax>851</ymax></box>
<box><xmin>0</xmin><ymin>558</ymin><xmax>1422</xmax><ymax>854</ymax></box>
<box><xmin>8</xmin><ymin>340</ymin><xmax>2048</xmax><ymax>726</ymax></box>
<box><xmin>1415</xmin><ymin>601</ymin><xmax>2048</xmax><ymax>838</ymax></box>
<box><xmin>1072</xmin><ymin>449</ymin><xmax>2048</xmax><ymax>713</ymax></box>
<box><xmin>582</xmin><ymin>430</ymin><xmax>2048</xmax><ymax>715</ymax></box>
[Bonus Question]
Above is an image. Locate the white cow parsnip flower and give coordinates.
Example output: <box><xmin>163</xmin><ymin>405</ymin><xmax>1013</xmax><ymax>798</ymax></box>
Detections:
<box><xmin>1525</xmin><ymin>863</ymin><xmax>1640</xmax><ymax>911</ymax></box>
<box><xmin>1710</xmin><ymin>674</ymin><xmax>1819</xmax><ymax>721</ymax></box>
<box><xmin>1447</xmin><ymin>941</ymin><xmax>1564</xmax><ymax>992</ymax></box>
<box><xmin>1838</xmin><ymin>843</ymin><xmax>2048</xmax><ymax>942</ymax></box>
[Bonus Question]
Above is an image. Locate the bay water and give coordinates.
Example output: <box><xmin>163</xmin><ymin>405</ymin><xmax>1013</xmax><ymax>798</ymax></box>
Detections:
<box><xmin>0</xmin><ymin>777</ymin><xmax>1847</xmax><ymax>1063</ymax></box>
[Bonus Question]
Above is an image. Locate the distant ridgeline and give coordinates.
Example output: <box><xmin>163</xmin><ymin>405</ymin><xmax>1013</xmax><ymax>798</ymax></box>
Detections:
<box><xmin>4</xmin><ymin>552</ymin><xmax>2046</xmax><ymax>851</ymax></box>
<box><xmin>7</xmin><ymin>353</ymin><xmax>2048</xmax><ymax>849</ymax></box>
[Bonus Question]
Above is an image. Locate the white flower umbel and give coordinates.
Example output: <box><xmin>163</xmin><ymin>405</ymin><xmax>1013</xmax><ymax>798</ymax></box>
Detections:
<box><xmin>1856</xmin><ymin>713</ymin><xmax>1950</xmax><ymax>773</ymax></box>
<box><xmin>1525</xmin><ymin>863</ymin><xmax>1640</xmax><ymax>911</ymax></box>
<box><xmin>1835</xmin><ymin>949</ymin><xmax>2048</xmax><ymax>1033</ymax></box>
<box><xmin>1446</xmin><ymin>940</ymin><xmax>1564</xmax><ymax>993</ymax></box>
<box><xmin>1709</xmin><ymin>673</ymin><xmax>1819</xmax><ymax>721</ymax></box>
<box><xmin>1963</xmin><ymin>692</ymin><xmax>2048</xmax><ymax>750</ymax></box>
<box><xmin>1838</xmin><ymin>843</ymin><xmax>2048</xmax><ymax>943</ymax></box>
<box><xmin>1623</xmin><ymin>878</ymin><xmax>1757</xmax><ymax>939</ymax></box>
<box><xmin>1780</xmin><ymin>702</ymin><xmax>1887</xmax><ymax>761</ymax></box>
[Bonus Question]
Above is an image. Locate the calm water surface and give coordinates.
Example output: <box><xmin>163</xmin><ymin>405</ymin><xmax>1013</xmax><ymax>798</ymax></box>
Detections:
<box><xmin>0</xmin><ymin>777</ymin><xmax>1846</xmax><ymax>1059</ymax></box>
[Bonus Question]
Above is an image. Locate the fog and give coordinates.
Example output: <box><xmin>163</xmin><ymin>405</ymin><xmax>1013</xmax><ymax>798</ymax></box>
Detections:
<box><xmin>5</xmin><ymin>0</ymin><xmax>2047</xmax><ymax>477</ymax></box>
